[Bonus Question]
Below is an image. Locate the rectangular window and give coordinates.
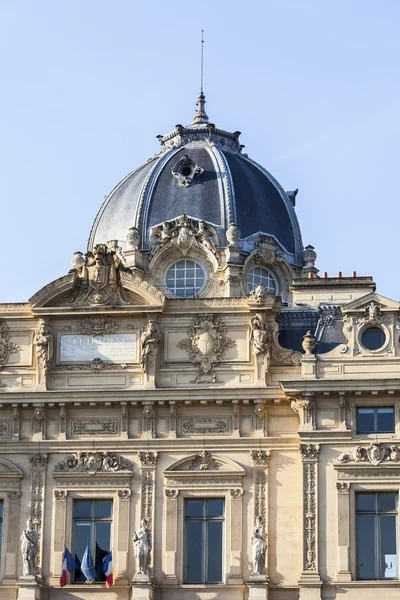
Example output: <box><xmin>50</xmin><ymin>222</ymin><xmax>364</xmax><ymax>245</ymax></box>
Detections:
<box><xmin>73</xmin><ymin>499</ymin><xmax>112</xmax><ymax>583</ymax></box>
<box><xmin>357</xmin><ymin>407</ymin><xmax>394</xmax><ymax>434</ymax></box>
<box><xmin>356</xmin><ymin>492</ymin><xmax>397</xmax><ymax>580</ymax></box>
<box><xmin>184</xmin><ymin>498</ymin><xmax>224</xmax><ymax>584</ymax></box>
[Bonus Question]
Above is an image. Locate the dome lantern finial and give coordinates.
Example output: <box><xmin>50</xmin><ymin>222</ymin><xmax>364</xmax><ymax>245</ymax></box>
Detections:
<box><xmin>192</xmin><ymin>89</ymin><xmax>209</xmax><ymax>125</ymax></box>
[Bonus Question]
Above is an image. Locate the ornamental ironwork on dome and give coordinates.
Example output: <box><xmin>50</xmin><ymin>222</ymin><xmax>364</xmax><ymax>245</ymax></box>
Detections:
<box><xmin>88</xmin><ymin>92</ymin><xmax>303</xmax><ymax>266</ymax></box>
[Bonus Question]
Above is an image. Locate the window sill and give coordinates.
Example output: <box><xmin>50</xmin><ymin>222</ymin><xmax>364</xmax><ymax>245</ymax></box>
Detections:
<box><xmin>332</xmin><ymin>580</ymin><xmax>400</xmax><ymax>587</ymax></box>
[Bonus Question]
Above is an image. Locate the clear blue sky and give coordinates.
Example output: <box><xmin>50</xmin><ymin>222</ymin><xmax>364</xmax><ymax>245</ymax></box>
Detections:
<box><xmin>0</xmin><ymin>0</ymin><xmax>399</xmax><ymax>302</ymax></box>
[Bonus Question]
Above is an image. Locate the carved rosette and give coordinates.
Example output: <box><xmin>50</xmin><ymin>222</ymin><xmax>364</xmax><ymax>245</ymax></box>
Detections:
<box><xmin>336</xmin><ymin>482</ymin><xmax>350</xmax><ymax>495</ymax></box>
<box><xmin>177</xmin><ymin>314</ymin><xmax>236</xmax><ymax>383</ymax></box>
<box><xmin>299</xmin><ymin>444</ymin><xmax>319</xmax><ymax>574</ymax></box>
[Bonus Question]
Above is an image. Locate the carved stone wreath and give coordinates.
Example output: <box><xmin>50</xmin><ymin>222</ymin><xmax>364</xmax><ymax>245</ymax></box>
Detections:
<box><xmin>177</xmin><ymin>314</ymin><xmax>236</xmax><ymax>383</ymax></box>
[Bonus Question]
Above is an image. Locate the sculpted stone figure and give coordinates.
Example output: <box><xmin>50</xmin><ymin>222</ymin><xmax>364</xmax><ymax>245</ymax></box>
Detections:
<box><xmin>33</xmin><ymin>319</ymin><xmax>53</xmax><ymax>370</ymax></box>
<box><xmin>251</xmin><ymin>516</ymin><xmax>267</xmax><ymax>575</ymax></box>
<box><xmin>250</xmin><ymin>313</ymin><xmax>271</xmax><ymax>356</ymax></box>
<box><xmin>249</xmin><ymin>283</ymin><xmax>270</xmax><ymax>305</ymax></box>
<box><xmin>20</xmin><ymin>518</ymin><xmax>38</xmax><ymax>577</ymax></box>
<box><xmin>133</xmin><ymin>519</ymin><xmax>152</xmax><ymax>576</ymax></box>
<box><xmin>141</xmin><ymin>320</ymin><xmax>161</xmax><ymax>373</ymax></box>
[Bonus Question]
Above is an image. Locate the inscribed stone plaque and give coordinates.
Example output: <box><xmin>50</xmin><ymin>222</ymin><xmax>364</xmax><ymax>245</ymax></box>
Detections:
<box><xmin>60</xmin><ymin>334</ymin><xmax>137</xmax><ymax>363</ymax></box>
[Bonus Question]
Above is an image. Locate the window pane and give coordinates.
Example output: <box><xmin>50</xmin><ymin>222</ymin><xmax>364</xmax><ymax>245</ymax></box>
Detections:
<box><xmin>357</xmin><ymin>408</ymin><xmax>375</xmax><ymax>433</ymax></box>
<box><xmin>361</xmin><ymin>327</ymin><xmax>385</xmax><ymax>351</ymax></box>
<box><xmin>95</xmin><ymin>500</ymin><xmax>112</xmax><ymax>518</ymax></box>
<box><xmin>95</xmin><ymin>521</ymin><xmax>111</xmax><ymax>581</ymax></box>
<box><xmin>0</xmin><ymin>500</ymin><xmax>3</xmax><ymax>520</ymax></box>
<box><xmin>379</xmin><ymin>493</ymin><xmax>397</xmax><ymax>512</ymax></box>
<box><xmin>207</xmin><ymin>499</ymin><xmax>224</xmax><ymax>518</ymax></box>
<box><xmin>207</xmin><ymin>521</ymin><xmax>223</xmax><ymax>582</ymax></box>
<box><xmin>185</xmin><ymin>521</ymin><xmax>203</xmax><ymax>583</ymax></box>
<box><xmin>357</xmin><ymin>514</ymin><xmax>377</xmax><ymax>579</ymax></box>
<box><xmin>356</xmin><ymin>494</ymin><xmax>376</xmax><ymax>512</ymax></box>
<box><xmin>74</xmin><ymin>522</ymin><xmax>92</xmax><ymax>583</ymax></box>
<box><xmin>74</xmin><ymin>500</ymin><xmax>93</xmax><ymax>518</ymax></box>
<box><xmin>185</xmin><ymin>500</ymin><xmax>204</xmax><ymax>518</ymax></box>
<box><xmin>380</xmin><ymin>515</ymin><xmax>397</xmax><ymax>578</ymax></box>
<box><xmin>377</xmin><ymin>408</ymin><xmax>394</xmax><ymax>433</ymax></box>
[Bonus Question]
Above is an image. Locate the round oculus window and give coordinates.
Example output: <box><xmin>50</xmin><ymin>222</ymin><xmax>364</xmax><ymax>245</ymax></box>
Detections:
<box><xmin>247</xmin><ymin>267</ymin><xmax>278</xmax><ymax>295</ymax></box>
<box><xmin>361</xmin><ymin>327</ymin><xmax>386</xmax><ymax>351</ymax></box>
<box><xmin>165</xmin><ymin>259</ymin><xmax>205</xmax><ymax>298</ymax></box>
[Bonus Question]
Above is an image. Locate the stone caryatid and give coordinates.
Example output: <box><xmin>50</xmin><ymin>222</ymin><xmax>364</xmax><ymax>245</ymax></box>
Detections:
<box><xmin>132</xmin><ymin>518</ymin><xmax>152</xmax><ymax>577</ymax></box>
<box><xmin>20</xmin><ymin>518</ymin><xmax>38</xmax><ymax>577</ymax></box>
<box><xmin>250</xmin><ymin>313</ymin><xmax>271</xmax><ymax>356</ymax></box>
<box><xmin>141</xmin><ymin>320</ymin><xmax>161</xmax><ymax>374</ymax></box>
<box><xmin>251</xmin><ymin>516</ymin><xmax>267</xmax><ymax>576</ymax></box>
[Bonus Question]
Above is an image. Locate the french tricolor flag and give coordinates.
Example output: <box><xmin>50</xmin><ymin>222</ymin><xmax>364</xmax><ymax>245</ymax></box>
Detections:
<box><xmin>102</xmin><ymin>550</ymin><xmax>113</xmax><ymax>588</ymax></box>
<box><xmin>60</xmin><ymin>546</ymin><xmax>78</xmax><ymax>587</ymax></box>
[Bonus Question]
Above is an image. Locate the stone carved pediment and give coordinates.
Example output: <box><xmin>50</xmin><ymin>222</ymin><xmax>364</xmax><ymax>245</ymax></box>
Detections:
<box><xmin>54</xmin><ymin>451</ymin><xmax>132</xmax><ymax>475</ymax></box>
<box><xmin>342</xmin><ymin>292</ymin><xmax>400</xmax><ymax>316</ymax></box>
<box><xmin>0</xmin><ymin>457</ymin><xmax>23</xmax><ymax>478</ymax></box>
<box><xmin>30</xmin><ymin>269</ymin><xmax>165</xmax><ymax>311</ymax></box>
<box><xmin>164</xmin><ymin>453</ymin><xmax>245</xmax><ymax>474</ymax></box>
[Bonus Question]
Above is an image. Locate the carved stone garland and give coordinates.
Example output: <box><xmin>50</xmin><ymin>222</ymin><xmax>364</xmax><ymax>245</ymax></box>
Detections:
<box><xmin>299</xmin><ymin>444</ymin><xmax>322</xmax><ymax>590</ymax></box>
<box><xmin>138</xmin><ymin>452</ymin><xmax>158</xmax><ymax>534</ymax></box>
<box><xmin>29</xmin><ymin>453</ymin><xmax>48</xmax><ymax>579</ymax></box>
<box><xmin>0</xmin><ymin>320</ymin><xmax>20</xmax><ymax>368</ymax></box>
<box><xmin>177</xmin><ymin>314</ymin><xmax>236</xmax><ymax>383</ymax></box>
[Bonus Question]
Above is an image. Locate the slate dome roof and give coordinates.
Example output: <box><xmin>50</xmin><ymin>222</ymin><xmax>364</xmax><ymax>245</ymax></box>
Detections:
<box><xmin>88</xmin><ymin>92</ymin><xmax>304</xmax><ymax>266</ymax></box>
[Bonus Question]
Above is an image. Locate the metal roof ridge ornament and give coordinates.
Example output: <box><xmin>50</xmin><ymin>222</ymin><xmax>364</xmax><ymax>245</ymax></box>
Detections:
<box><xmin>192</xmin><ymin>89</ymin><xmax>209</xmax><ymax>125</ymax></box>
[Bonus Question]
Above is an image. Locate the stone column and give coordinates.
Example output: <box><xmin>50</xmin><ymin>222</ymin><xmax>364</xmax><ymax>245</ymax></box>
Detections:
<box><xmin>116</xmin><ymin>489</ymin><xmax>132</xmax><ymax>583</ymax></box>
<box><xmin>163</xmin><ymin>489</ymin><xmax>179</xmax><ymax>584</ymax></box>
<box><xmin>336</xmin><ymin>482</ymin><xmax>351</xmax><ymax>582</ymax></box>
<box><xmin>298</xmin><ymin>444</ymin><xmax>322</xmax><ymax>599</ymax></box>
<box><xmin>228</xmin><ymin>488</ymin><xmax>243</xmax><ymax>584</ymax></box>
<box><xmin>4</xmin><ymin>491</ymin><xmax>21</xmax><ymax>581</ymax></box>
<box><xmin>248</xmin><ymin>450</ymin><xmax>270</xmax><ymax>598</ymax></box>
<box><xmin>50</xmin><ymin>490</ymin><xmax>67</xmax><ymax>584</ymax></box>
<box><xmin>28</xmin><ymin>454</ymin><xmax>48</xmax><ymax>581</ymax></box>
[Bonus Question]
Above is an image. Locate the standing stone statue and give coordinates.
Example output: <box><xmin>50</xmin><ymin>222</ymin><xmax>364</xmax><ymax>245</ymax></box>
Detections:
<box><xmin>132</xmin><ymin>518</ymin><xmax>152</xmax><ymax>576</ymax></box>
<box><xmin>251</xmin><ymin>516</ymin><xmax>267</xmax><ymax>575</ymax></box>
<box><xmin>33</xmin><ymin>319</ymin><xmax>53</xmax><ymax>388</ymax></box>
<box><xmin>20</xmin><ymin>518</ymin><xmax>38</xmax><ymax>577</ymax></box>
<box><xmin>140</xmin><ymin>320</ymin><xmax>161</xmax><ymax>373</ymax></box>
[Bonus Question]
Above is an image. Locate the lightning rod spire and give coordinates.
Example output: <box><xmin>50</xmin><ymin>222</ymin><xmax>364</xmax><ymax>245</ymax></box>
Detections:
<box><xmin>192</xmin><ymin>29</ymin><xmax>209</xmax><ymax>125</ymax></box>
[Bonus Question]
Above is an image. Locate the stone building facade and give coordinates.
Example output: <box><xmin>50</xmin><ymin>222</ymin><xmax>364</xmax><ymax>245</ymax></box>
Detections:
<box><xmin>1</xmin><ymin>92</ymin><xmax>399</xmax><ymax>600</ymax></box>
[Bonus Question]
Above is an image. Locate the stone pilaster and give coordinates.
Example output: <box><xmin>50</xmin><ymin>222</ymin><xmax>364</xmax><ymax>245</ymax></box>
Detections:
<box><xmin>163</xmin><ymin>489</ymin><xmax>179</xmax><ymax>583</ymax></box>
<box><xmin>336</xmin><ymin>482</ymin><xmax>351</xmax><ymax>582</ymax></box>
<box><xmin>50</xmin><ymin>490</ymin><xmax>67</xmax><ymax>584</ymax></box>
<box><xmin>138</xmin><ymin>452</ymin><xmax>158</xmax><ymax>566</ymax></box>
<box><xmin>298</xmin><ymin>444</ymin><xmax>322</xmax><ymax>599</ymax></box>
<box><xmin>232</xmin><ymin>400</ymin><xmax>240</xmax><ymax>437</ymax></box>
<box><xmin>338</xmin><ymin>394</ymin><xmax>348</xmax><ymax>431</ymax></box>
<box><xmin>32</xmin><ymin>406</ymin><xmax>46</xmax><ymax>441</ymax></box>
<box><xmin>254</xmin><ymin>401</ymin><xmax>266</xmax><ymax>438</ymax></box>
<box><xmin>291</xmin><ymin>395</ymin><xmax>316</xmax><ymax>432</ymax></box>
<box><xmin>116</xmin><ymin>489</ymin><xmax>132</xmax><ymax>584</ymax></box>
<box><xmin>142</xmin><ymin>403</ymin><xmax>155</xmax><ymax>439</ymax></box>
<box><xmin>121</xmin><ymin>402</ymin><xmax>128</xmax><ymax>439</ymax></box>
<box><xmin>12</xmin><ymin>405</ymin><xmax>20</xmax><ymax>439</ymax></box>
<box><xmin>249</xmin><ymin>450</ymin><xmax>269</xmax><ymax>592</ymax></box>
<box><xmin>58</xmin><ymin>405</ymin><xmax>67</xmax><ymax>440</ymax></box>
<box><xmin>28</xmin><ymin>454</ymin><xmax>48</xmax><ymax>581</ymax></box>
<box><xmin>4</xmin><ymin>490</ymin><xmax>21</xmax><ymax>581</ymax></box>
<box><xmin>168</xmin><ymin>402</ymin><xmax>177</xmax><ymax>438</ymax></box>
<box><xmin>228</xmin><ymin>488</ymin><xmax>243</xmax><ymax>584</ymax></box>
